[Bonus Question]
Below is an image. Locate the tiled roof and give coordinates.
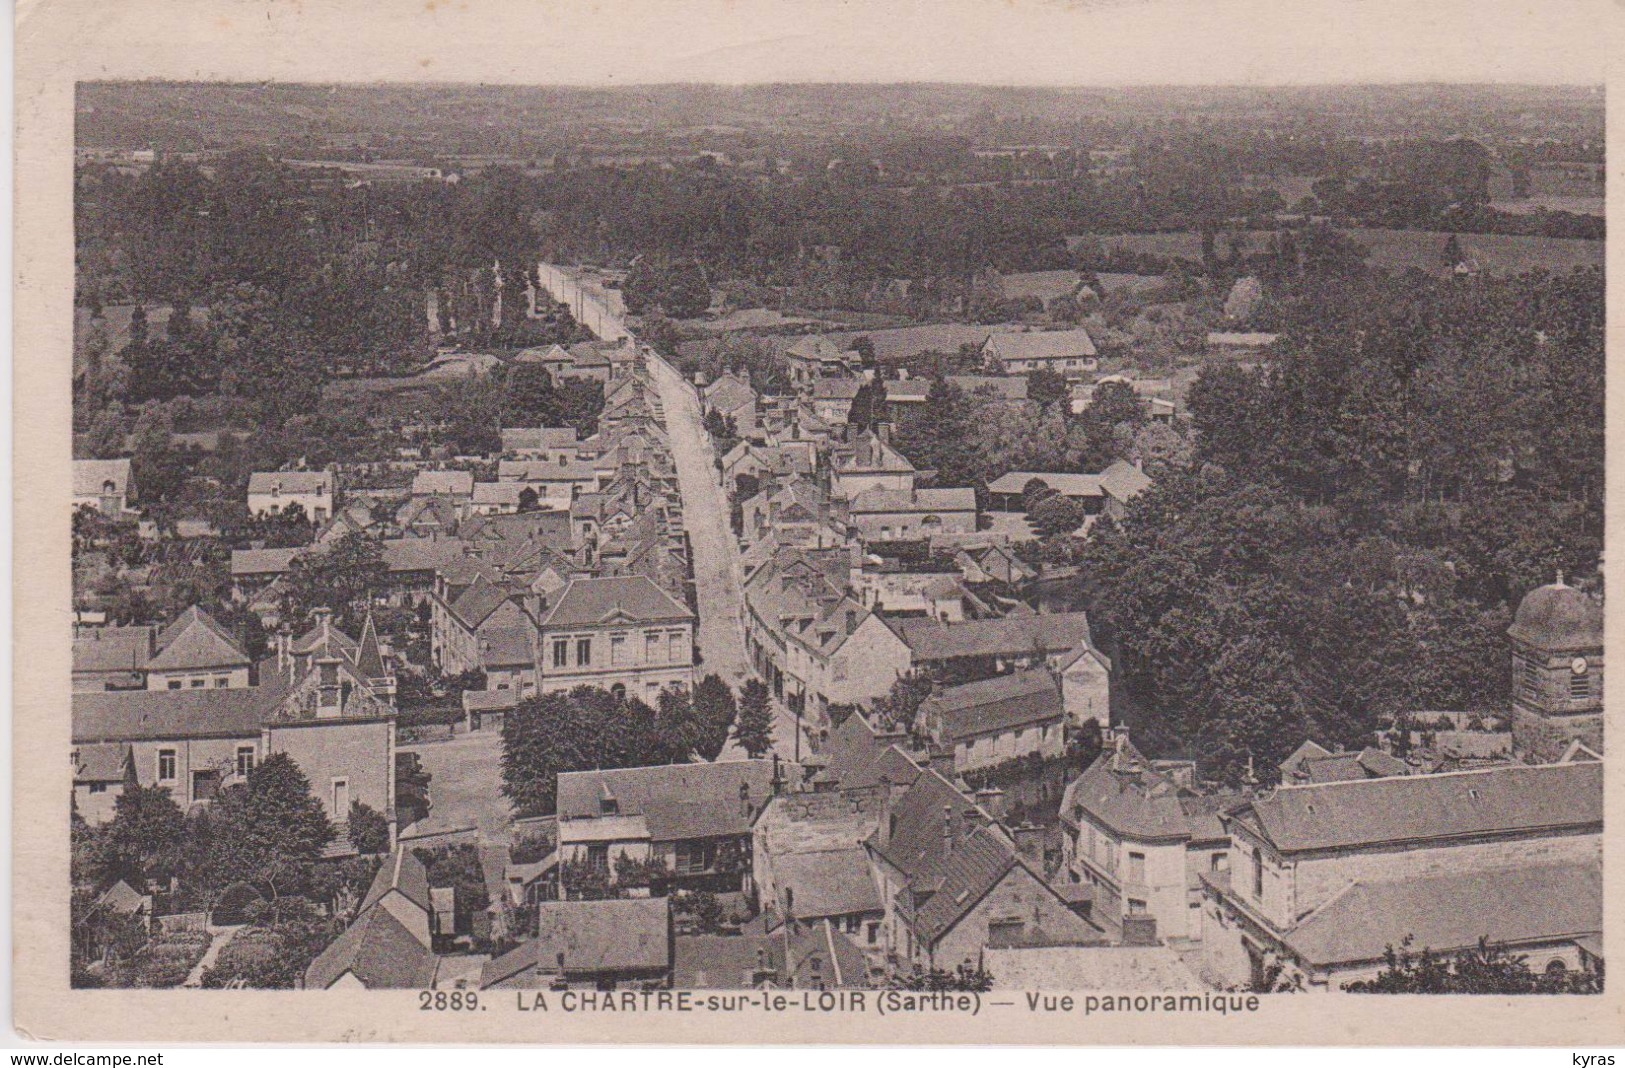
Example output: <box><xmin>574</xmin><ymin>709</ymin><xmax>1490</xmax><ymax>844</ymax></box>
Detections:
<box><xmin>847</xmin><ymin>488</ymin><xmax>976</xmax><ymax>515</ymax></box>
<box><xmin>946</xmin><ymin>375</ymin><xmax>1028</xmax><ymax>401</ymax></box>
<box><xmin>74</xmin><ymin>458</ymin><xmax>132</xmax><ymax>497</ymax></box>
<box><xmin>893</xmin><ymin>611</ymin><xmax>1093</xmax><ymax>663</ymax></box>
<box><xmin>822</xmin><ymin>325</ymin><xmax>997</xmax><ymax>364</ymax></box>
<box><xmin>360</xmin><ymin>847</ymin><xmax>434</xmax><ymax>916</ymax></box>
<box><xmin>73</xmin><ymin>683</ymin><xmax>284</xmax><ymax>743</ymax></box>
<box><xmin>998</xmin><ymin>269</ymin><xmax>1083</xmax><ymax>302</ymax></box>
<box><xmin>987</xmin><ymin>329</ymin><xmax>1097</xmax><ymax>361</ymax></box>
<box><xmin>479</xmin><ymin>626</ymin><xmax>535</xmax><ymax>669</ymax></box>
<box><xmin>248</xmin><ymin>471</ymin><xmax>329</xmax><ymax>496</ymax></box>
<box><xmin>449</xmin><ymin>577</ymin><xmax>517</xmax><ymax>630</ymax></box>
<box><xmin>230</xmin><ymin>547</ymin><xmax>302</xmax><ymax>577</ymax></box>
<box><xmin>304</xmin><ymin>906</ymin><xmax>437</xmax><ymax>990</ymax></box>
<box><xmin>819</xmin><ymin>712</ymin><xmax>921</xmax><ymax>793</ymax></box>
<box><xmin>922</xmin><ymin>669</ymin><xmax>1063</xmax><ymax>744</ymax></box>
<box><xmin>462</xmin><ymin>688</ymin><xmax>520</xmax><ymax>712</ymax></box>
<box><xmin>908</xmin><ymin>825</ymin><xmax>1019</xmax><ymax>943</ymax></box>
<box><xmin>986</xmin><ymin>471</ymin><xmax>1106</xmax><ymax>498</ymax></box>
<box><xmin>1282</xmin><ymin>862</ymin><xmax>1601</xmax><ymax>967</ymax></box>
<box><xmin>471</xmin><ymin>482</ymin><xmax>527</xmax><ymax>506</ymax></box>
<box><xmin>812</xmin><ymin>378</ymin><xmax>863</xmax><ymax>402</ymax></box>
<box><xmin>146</xmin><ymin>606</ymin><xmax>251</xmax><ymax>673</ymax></box>
<box><xmin>539</xmin><ymin>576</ymin><xmax>693</xmax><ymax>629</ymax></box>
<box><xmin>535</xmin><ymin>898</ymin><xmax>670</xmax><ymax>975</ymax></box>
<box><xmin>1097</xmin><ymin>460</ymin><xmax>1152</xmax><ymax>502</ymax></box>
<box><xmin>497</xmin><ymin>459</ymin><xmax>598</xmax><ymax>483</ymax></box>
<box><xmin>502</xmin><ymin>426</ymin><xmax>580</xmax><ymax>450</ymax></box>
<box><xmin>412</xmin><ymin>470</ymin><xmax>475</xmax><ymax>497</ymax></box>
<box><xmin>556</xmin><ymin>761</ymin><xmax>774</xmax><ymax>843</ymax></box>
<box><xmin>74</xmin><ymin>742</ymin><xmax>132</xmax><ymax>782</ymax></box>
<box><xmin>73</xmin><ymin>626</ymin><xmax>156</xmax><ymax>675</ymax></box>
<box><xmin>771</xmin><ymin>847</ymin><xmax>881</xmax><ymax>920</ymax></box>
<box><xmin>1235</xmin><ymin>761</ymin><xmax>1603</xmax><ymax>855</ymax></box>
<box><xmin>870</xmin><ymin>768</ymin><xmax>1003</xmax><ymax>889</ymax></box>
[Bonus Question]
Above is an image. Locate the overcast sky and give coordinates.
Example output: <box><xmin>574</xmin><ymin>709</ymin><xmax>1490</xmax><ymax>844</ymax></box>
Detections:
<box><xmin>56</xmin><ymin>0</ymin><xmax>1606</xmax><ymax>86</ymax></box>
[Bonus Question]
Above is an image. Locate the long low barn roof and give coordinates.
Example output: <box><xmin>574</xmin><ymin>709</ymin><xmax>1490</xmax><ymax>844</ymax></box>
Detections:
<box><xmin>1280</xmin><ymin>861</ymin><xmax>1601</xmax><ymax>967</ymax></box>
<box><xmin>1232</xmin><ymin>761</ymin><xmax>1603</xmax><ymax>855</ymax></box>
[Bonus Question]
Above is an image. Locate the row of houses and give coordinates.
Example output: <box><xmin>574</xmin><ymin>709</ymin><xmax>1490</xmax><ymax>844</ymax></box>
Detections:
<box><xmin>72</xmin><ymin>606</ymin><xmax>400</xmax><ymax>845</ymax></box>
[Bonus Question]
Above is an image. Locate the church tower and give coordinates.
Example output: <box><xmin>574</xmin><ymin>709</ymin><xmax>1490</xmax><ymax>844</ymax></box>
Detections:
<box><xmin>1508</xmin><ymin>575</ymin><xmax>1604</xmax><ymax>763</ymax></box>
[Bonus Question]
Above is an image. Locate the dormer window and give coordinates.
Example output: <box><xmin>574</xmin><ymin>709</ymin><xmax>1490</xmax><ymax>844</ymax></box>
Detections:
<box><xmin>102</xmin><ymin>480</ymin><xmax>116</xmax><ymax>495</ymax></box>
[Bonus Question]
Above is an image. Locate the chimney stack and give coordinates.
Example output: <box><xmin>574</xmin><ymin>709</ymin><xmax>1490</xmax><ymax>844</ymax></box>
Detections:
<box><xmin>942</xmin><ymin>804</ymin><xmax>955</xmax><ymax>854</ymax></box>
<box><xmin>974</xmin><ymin>785</ymin><xmax>1007</xmax><ymax>822</ymax></box>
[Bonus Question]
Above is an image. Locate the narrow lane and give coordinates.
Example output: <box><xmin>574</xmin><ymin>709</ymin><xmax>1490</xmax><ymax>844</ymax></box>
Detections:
<box><xmin>536</xmin><ymin>264</ymin><xmax>809</xmax><ymax>757</ymax></box>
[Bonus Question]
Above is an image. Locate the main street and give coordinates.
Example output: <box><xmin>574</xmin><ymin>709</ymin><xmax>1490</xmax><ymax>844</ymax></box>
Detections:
<box><xmin>536</xmin><ymin>264</ymin><xmax>806</xmax><ymax>759</ymax></box>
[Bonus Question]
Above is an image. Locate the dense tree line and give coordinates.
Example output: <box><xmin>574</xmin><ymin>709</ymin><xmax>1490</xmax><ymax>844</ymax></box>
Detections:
<box><xmin>1080</xmin><ymin>266</ymin><xmax>1602</xmax><ymax>785</ymax></box>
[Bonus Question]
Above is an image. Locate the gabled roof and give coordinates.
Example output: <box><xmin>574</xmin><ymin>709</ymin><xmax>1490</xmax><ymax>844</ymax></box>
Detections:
<box><xmin>922</xmin><ymin>669</ymin><xmax>1063</xmax><ymax>744</ymax></box>
<box><xmin>785</xmin><ymin>335</ymin><xmax>848</xmax><ymax>362</ymax></box>
<box><xmin>146</xmin><ymin>606</ymin><xmax>251</xmax><ymax>673</ymax></box>
<box><xmin>303</xmin><ymin>905</ymin><xmax>438</xmax><ymax>990</ymax></box>
<box><xmin>556</xmin><ymin>761</ymin><xmax>774</xmax><ymax>843</ymax></box>
<box><xmin>248</xmin><ymin>471</ymin><xmax>329</xmax><ymax>496</ymax></box>
<box><xmin>471</xmin><ymin>482</ymin><xmax>527</xmax><ymax>506</ymax></box>
<box><xmin>986</xmin><ymin>329</ymin><xmax>1097</xmax><ymax>361</ymax></box>
<box><xmin>893</xmin><ymin>611</ymin><xmax>1094</xmax><ymax>663</ymax></box>
<box><xmin>498</xmin><ymin>458</ymin><xmax>597</xmax><ymax>483</ymax></box>
<box><xmin>869</xmin><ymin>768</ymin><xmax>1005</xmax><ymax>889</ymax></box>
<box><xmin>1097</xmin><ymin>460</ymin><xmax>1152</xmax><ymax>502</ymax></box>
<box><xmin>1233</xmin><ymin>761</ymin><xmax>1603</xmax><ymax>855</ymax></box>
<box><xmin>819</xmin><ymin>712</ymin><xmax>921</xmax><ymax>793</ymax></box>
<box><xmin>834</xmin><ymin>432</ymin><xmax>914</xmax><ymax>475</ymax></box>
<box><xmin>449</xmin><ymin>577</ymin><xmax>521</xmax><ymax>631</ymax></box>
<box><xmin>230</xmin><ymin>547</ymin><xmax>302</xmax><ymax>578</ymax></box>
<box><xmin>539</xmin><ymin>576</ymin><xmax>693</xmax><ymax>629</ymax></box>
<box><xmin>360</xmin><ymin>847</ymin><xmax>434</xmax><ymax>917</ymax></box>
<box><xmin>74</xmin><ymin>458</ymin><xmax>133</xmax><ymax>496</ymax></box>
<box><xmin>1282</xmin><ymin>862</ymin><xmax>1601</xmax><ymax>967</ymax></box>
<box><xmin>479</xmin><ymin>626</ymin><xmax>536</xmax><ymax>669</ymax></box>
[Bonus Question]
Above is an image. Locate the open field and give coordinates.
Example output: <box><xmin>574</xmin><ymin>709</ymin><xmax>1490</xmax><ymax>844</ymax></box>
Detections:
<box><xmin>1089</xmin><ymin>228</ymin><xmax>1603</xmax><ymax>275</ymax></box>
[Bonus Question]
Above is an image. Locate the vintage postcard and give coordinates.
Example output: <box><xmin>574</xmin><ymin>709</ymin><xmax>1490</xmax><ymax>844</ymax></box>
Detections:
<box><xmin>13</xmin><ymin>0</ymin><xmax>1623</xmax><ymax>1046</ymax></box>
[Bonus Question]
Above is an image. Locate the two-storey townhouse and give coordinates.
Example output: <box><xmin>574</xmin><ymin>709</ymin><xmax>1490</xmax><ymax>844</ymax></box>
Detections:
<box><xmin>1058</xmin><ymin>740</ymin><xmax>1237</xmax><ymax>944</ymax></box>
<box><xmin>536</xmin><ymin>576</ymin><xmax>695</xmax><ymax>703</ymax></box>
<box><xmin>248</xmin><ymin>470</ymin><xmax>334</xmax><ymax>523</ymax></box>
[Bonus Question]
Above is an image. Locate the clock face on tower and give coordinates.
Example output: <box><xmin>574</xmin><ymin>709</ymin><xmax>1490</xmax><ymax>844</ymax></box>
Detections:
<box><xmin>1571</xmin><ymin>657</ymin><xmax>1589</xmax><ymax>676</ymax></box>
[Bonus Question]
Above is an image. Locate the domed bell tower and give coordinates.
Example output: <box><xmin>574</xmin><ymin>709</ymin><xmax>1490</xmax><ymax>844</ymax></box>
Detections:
<box><xmin>1508</xmin><ymin>573</ymin><xmax>1604</xmax><ymax>763</ymax></box>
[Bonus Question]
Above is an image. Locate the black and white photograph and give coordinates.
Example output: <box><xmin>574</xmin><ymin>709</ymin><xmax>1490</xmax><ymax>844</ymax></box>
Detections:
<box><xmin>13</xmin><ymin>0</ymin><xmax>1619</xmax><ymax>1047</ymax></box>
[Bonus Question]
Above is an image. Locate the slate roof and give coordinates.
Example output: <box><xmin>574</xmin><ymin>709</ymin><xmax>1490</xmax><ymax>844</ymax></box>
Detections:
<box><xmin>869</xmin><ymin>769</ymin><xmax>1004</xmax><ymax>889</ymax></box>
<box><xmin>74</xmin><ymin>458</ymin><xmax>132</xmax><ymax>497</ymax></box>
<box><xmin>73</xmin><ymin>626</ymin><xmax>156</xmax><ymax>676</ymax></box>
<box><xmin>471</xmin><ymin>482</ymin><xmax>527</xmax><ymax>507</ymax></box>
<box><xmin>556</xmin><ymin>761</ymin><xmax>775</xmax><ymax>843</ymax></box>
<box><xmin>449</xmin><ymin>576</ymin><xmax>518</xmax><ymax>630</ymax></box>
<box><xmin>360</xmin><ymin>847</ymin><xmax>434</xmax><ymax>916</ymax></box>
<box><xmin>303</xmin><ymin>906</ymin><xmax>438</xmax><ymax>990</ymax></box>
<box><xmin>771</xmin><ymin>847</ymin><xmax>882</xmax><ymax>919</ymax></box>
<box><xmin>908</xmin><ymin>825</ymin><xmax>1021</xmax><ymax>943</ymax></box>
<box><xmin>1234</xmin><ymin>761</ymin><xmax>1603</xmax><ymax>855</ymax></box>
<box><xmin>146</xmin><ymin>606</ymin><xmax>251</xmax><ymax>673</ymax></box>
<box><xmin>1061</xmin><ymin>743</ymin><xmax>1218</xmax><ymax>844</ymax></box>
<box><xmin>822</xmin><ymin>324</ymin><xmax>997</xmax><ymax>365</ymax></box>
<box><xmin>987</xmin><ymin>471</ymin><xmax>1107</xmax><ymax>498</ymax></box>
<box><xmin>893</xmin><ymin>611</ymin><xmax>1094</xmax><ymax>663</ymax></box>
<box><xmin>922</xmin><ymin>669</ymin><xmax>1063</xmax><ymax>744</ymax></box>
<box><xmin>945</xmin><ymin>375</ymin><xmax>1028</xmax><ymax>401</ymax></box>
<box><xmin>248</xmin><ymin>471</ymin><xmax>329</xmax><ymax>496</ymax></box>
<box><xmin>1282</xmin><ymin>862</ymin><xmax>1601</xmax><ymax>967</ymax></box>
<box><xmin>847</xmin><ymin>488</ymin><xmax>977</xmax><ymax>515</ymax></box>
<box><xmin>538</xmin><ymin>575</ymin><xmax>693</xmax><ymax>629</ymax></box>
